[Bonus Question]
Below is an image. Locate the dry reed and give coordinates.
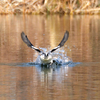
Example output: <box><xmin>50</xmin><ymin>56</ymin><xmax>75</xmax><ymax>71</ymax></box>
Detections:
<box><xmin>0</xmin><ymin>0</ymin><xmax>100</xmax><ymax>14</ymax></box>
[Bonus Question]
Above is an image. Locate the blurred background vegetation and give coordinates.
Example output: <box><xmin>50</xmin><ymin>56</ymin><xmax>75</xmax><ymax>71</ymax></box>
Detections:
<box><xmin>0</xmin><ymin>0</ymin><xmax>100</xmax><ymax>14</ymax></box>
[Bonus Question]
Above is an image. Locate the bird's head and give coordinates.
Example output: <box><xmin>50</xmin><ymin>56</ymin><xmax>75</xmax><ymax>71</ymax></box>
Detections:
<box><xmin>40</xmin><ymin>52</ymin><xmax>52</xmax><ymax>63</ymax></box>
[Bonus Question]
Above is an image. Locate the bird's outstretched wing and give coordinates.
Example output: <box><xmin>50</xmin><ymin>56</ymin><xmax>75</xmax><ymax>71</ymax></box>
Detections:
<box><xmin>47</xmin><ymin>31</ymin><xmax>69</xmax><ymax>54</ymax></box>
<box><xmin>21</xmin><ymin>32</ymin><xmax>42</xmax><ymax>53</ymax></box>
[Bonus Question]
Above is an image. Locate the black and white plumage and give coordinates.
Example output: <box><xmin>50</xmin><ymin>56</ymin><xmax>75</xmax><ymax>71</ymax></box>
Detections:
<box><xmin>21</xmin><ymin>31</ymin><xmax>69</xmax><ymax>64</ymax></box>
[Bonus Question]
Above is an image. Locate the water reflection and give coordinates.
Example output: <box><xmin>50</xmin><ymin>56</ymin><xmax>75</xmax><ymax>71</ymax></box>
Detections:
<box><xmin>70</xmin><ymin>15</ymin><xmax>100</xmax><ymax>62</ymax></box>
<box><xmin>1</xmin><ymin>62</ymin><xmax>100</xmax><ymax>100</ymax></box>
<box><xmin>0</xmin><ymin>15</ymin><xmax>100</xmax><ymax>100</ymax></box>
<box><xmin>0</xmin><ymin>15</ymin><xmax>100</xmax><ymax>63</ymax></box>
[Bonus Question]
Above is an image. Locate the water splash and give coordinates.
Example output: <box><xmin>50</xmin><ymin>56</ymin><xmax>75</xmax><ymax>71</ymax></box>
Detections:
<box><xmin>35</xmin><ymin>47</ymin><xmax>73</xmax><ymax>65</ymax></box>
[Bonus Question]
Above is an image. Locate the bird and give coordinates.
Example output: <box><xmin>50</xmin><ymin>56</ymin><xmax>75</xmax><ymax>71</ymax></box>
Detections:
<box><xmin>21</xmin><ymin>31</ymin><xmax>69</xmax><ymax>65</ymax></box>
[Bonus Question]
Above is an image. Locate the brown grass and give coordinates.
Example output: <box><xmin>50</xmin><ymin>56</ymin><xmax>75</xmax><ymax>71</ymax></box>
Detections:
<box><xmin>0</xmin><ymin>0</ymin><xmax>100</xmax><ymax>14</ymax></box>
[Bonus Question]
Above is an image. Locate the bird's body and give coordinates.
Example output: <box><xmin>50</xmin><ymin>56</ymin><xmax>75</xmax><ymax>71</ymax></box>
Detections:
<box><xmin>40</xmin><ymin>53</ymin><xmax>52</xmax><ymax>64</ymax></box>
<box><xmin>21</xmin><ymin>31</ymin><xmax>69</xmax><ymax>65</ymax></box>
